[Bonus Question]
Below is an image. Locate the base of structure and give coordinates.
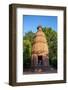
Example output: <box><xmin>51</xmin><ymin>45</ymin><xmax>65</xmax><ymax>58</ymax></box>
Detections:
<box><xmin>31</xmin><ymin>66</ymin><xmax>50</xmax><ymax>73</ymax></box>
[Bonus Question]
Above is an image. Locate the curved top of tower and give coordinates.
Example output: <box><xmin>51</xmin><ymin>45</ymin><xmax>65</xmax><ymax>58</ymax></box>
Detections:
<box><xmin>34</xmin><ymin>26</ymin><xmax>47</xmax><ymax>43</ymax></box>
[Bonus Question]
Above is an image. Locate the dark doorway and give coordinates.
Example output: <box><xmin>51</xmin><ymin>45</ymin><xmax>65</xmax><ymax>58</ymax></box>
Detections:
<box><xmin>38</xmin><ymin>56</ymin><xmax>43</xmax><ymax>65</ymax></box>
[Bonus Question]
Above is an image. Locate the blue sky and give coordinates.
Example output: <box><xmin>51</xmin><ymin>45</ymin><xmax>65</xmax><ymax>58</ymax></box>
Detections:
<box><xmin>23</xmin><ymin>15</ymin><xmax>57</xmax><ymax>34</ymax></box>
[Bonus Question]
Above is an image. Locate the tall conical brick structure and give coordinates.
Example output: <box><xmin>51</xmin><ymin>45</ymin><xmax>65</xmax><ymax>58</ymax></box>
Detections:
<box><xmin>31</xmin><ymin>26</ymin><xmax>49</xmax><ymax>70</ymax></box>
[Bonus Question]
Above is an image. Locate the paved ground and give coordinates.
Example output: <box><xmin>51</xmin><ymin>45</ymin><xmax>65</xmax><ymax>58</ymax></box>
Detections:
<box><xmin>23</xmin><ymin>66</ymin><xmax>57</xmax><ymax>75</ymax></box>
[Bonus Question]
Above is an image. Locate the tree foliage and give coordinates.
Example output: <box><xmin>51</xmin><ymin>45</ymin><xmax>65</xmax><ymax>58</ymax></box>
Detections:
<box><xmin>43</xmin><ymin>27</ymin><xmax>57</xmax><ymax>69</ymax></box>
<box><xmin>23</xmin><ymin>31</ymin><xmax>35</xmax><ymax>68</ymax></box>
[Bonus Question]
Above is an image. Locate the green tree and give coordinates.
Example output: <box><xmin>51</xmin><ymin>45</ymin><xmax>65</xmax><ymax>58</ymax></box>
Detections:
<box><xmin>43</xmin><ymin>27</ymin><xmax>57</xmax><ymax>69</ymax></box>
<box><xmin>23</xmin><ymin>31</ymin><xmax>35</xmax><ymax>69</ymax></box>
<box><xmin>24</xmin><ymin>31</ymin><xmax>35</xmax><ymax>43</ymax></box>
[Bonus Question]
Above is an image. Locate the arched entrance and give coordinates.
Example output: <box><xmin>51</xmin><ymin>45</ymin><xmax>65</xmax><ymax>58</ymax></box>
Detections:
<box><xmin>38</xmin><ymin>56</ymin><xmax>43</xmax><ymax>66</ymax></box>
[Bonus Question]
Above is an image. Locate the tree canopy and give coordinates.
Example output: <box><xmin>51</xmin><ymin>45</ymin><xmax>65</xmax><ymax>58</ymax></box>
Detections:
<box><xmin>43</xmin><ymin>27</ymin><xmax>57</xmax><ymax>68</ymax></box>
